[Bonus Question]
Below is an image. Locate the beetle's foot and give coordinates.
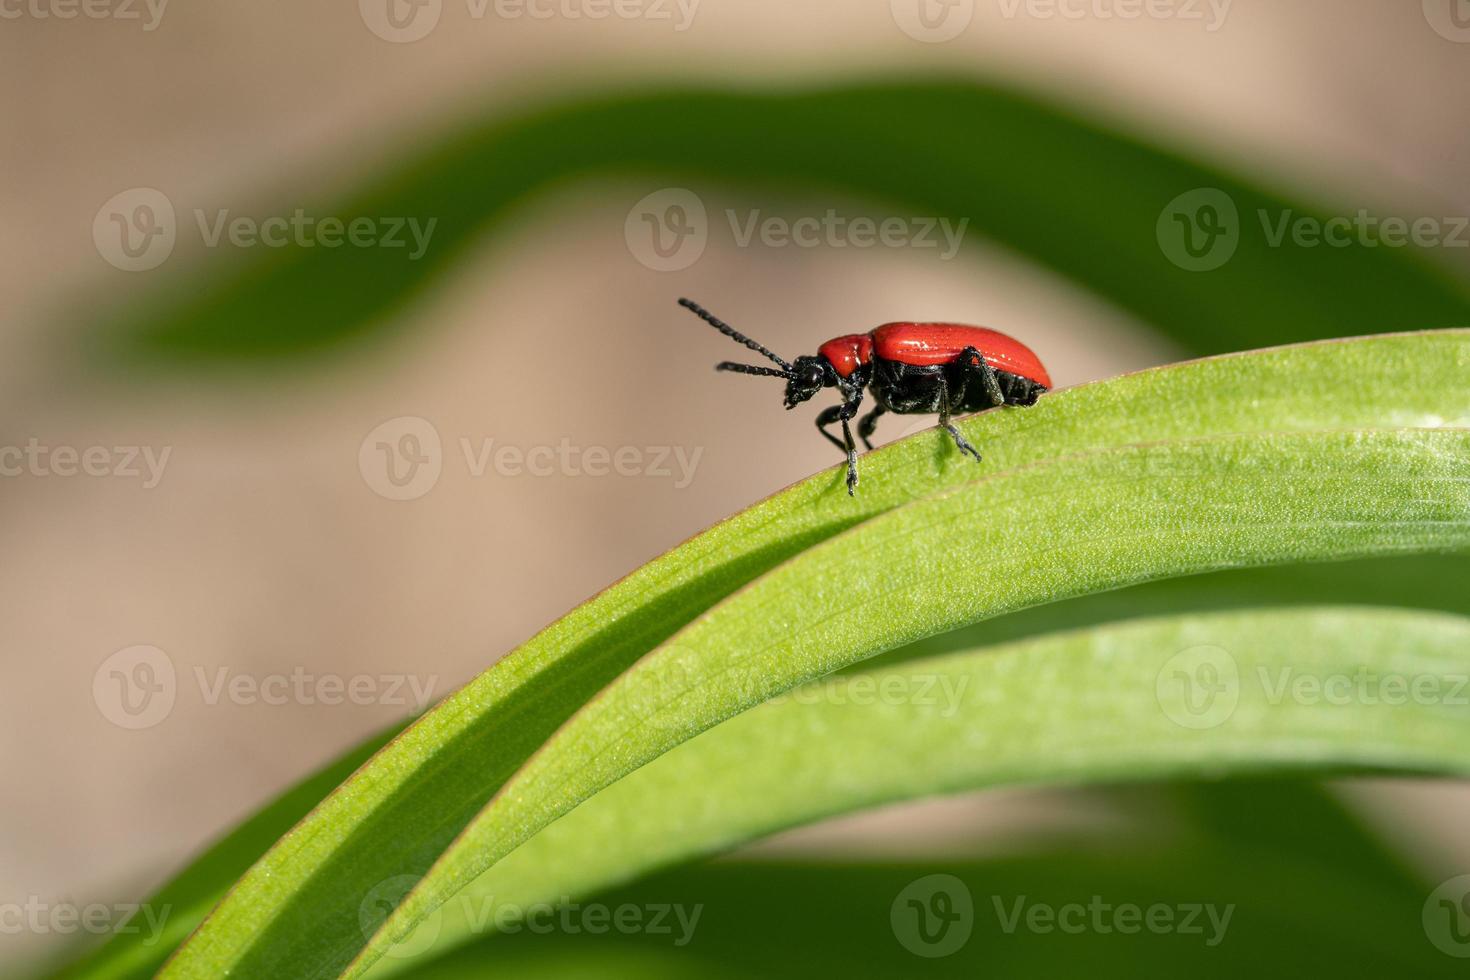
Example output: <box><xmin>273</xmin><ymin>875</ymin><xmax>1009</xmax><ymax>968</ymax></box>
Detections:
<box><xmin>945</xmin><ymin>425</ymin><xmax>983</xmax><ymax>463</ymax></box>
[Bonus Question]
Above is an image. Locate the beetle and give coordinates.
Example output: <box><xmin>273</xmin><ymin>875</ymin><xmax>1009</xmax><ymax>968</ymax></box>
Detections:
<box><xmin>678</xmin><ymin>298</ymin><xmax>1051</xmax><ymax>495</ymax></box>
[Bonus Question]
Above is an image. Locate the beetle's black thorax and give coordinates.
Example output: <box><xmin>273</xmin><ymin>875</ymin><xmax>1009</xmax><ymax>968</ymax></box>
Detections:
<box><xmin>867</xmin><ymin>356</ymin><xmax>1045</xmax><ymax>415</ymax></box>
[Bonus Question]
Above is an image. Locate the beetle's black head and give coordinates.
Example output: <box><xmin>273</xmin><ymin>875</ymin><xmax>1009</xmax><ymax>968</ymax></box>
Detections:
<box><xmin>783</xmin><ymin>355</ymin><xmax>828</xmax><ymax>409</ymax></box>
<box><xmin>680</xmin><ymin>298</ymin><xmax>836</xmax><ymax>408</ymax></box>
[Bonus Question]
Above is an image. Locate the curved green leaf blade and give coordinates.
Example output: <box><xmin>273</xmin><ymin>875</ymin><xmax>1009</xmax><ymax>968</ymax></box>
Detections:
<box><xmin>51</xmin><ymin>556</ymin><xmax>1469</xmax><ymax>980</ymax></box>
<box><xmin>366</xmin><ymin>606</ymin><xmax>1470</xmax><ymax>973</ymax></box>
<box><xmin>106</xmin><ymin>81</ymin><xmax>1470</xmax><ymax>364</ymax></box>
<box><xmin>156</xmin><ymin>334</ymin><xmax>1470</xmax><ymax>979</ymax></box>
<box><xmin>891</xmin><ymin>552</ymin><xmax>1470</xmax><ymax>663</ymax></box>
<box><xmin>352</xmin><ymin>426</ymin><xmax>1470</xmax><ymax>976</ymax></box>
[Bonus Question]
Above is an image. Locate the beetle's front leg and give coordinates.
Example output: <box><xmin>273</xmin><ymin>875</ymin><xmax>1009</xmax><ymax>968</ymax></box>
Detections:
<box><xmin>816</xmin><ymin>395</ymin><xmax>864</xmax><ymax>495</ymax></box>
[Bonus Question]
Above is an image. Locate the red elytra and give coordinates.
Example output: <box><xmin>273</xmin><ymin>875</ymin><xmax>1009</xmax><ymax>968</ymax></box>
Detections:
<box><xmin>873</xmin><ymin>322</ymin><xmax>1052</xmax><ymax>388</ymax></box>
<box><xmin>821</xmin><ymin>323</ymin><xmax>1051</xmax><ymax>388</ymax></box>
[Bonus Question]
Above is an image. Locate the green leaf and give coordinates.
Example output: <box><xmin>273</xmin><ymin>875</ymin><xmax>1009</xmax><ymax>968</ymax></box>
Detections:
<box><xmin>888</xmin><ymin>552</ymin><xmax>1470</xmax><ymax>662</ymax></box>
<box><xmin>106</xmin><ymin>80</ymin><xmax>1470</xmax><ymax>365</ymax></box>
<box><xmin>347</xmin><ymin>426</ymin><xmax>1470</xmax><ymax>976</ymax></box>
<box><xmin>53</xmin><ymin>560</ymin><xmax>1462</xmax><ymax>980</ymax></box>
<box><xmin>151</xmin><ymin>333</ymin><xmax>1470</xmax><ymax>979</ymax></box>
<box><xmin>363</xmin><ymin>606</ymin><xmax>1470</xmax><ymax>974</ymax></box>
<box><xmin>60</xmin><ymin>335</ymin><xmax>1470</xmax><ymax>980</ymax></box>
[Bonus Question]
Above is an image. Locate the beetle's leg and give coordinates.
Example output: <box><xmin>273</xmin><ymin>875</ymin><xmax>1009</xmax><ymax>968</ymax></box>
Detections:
<box><xmin>937</xmin><ymin>378</ymin><xmax>983</xmax><ymax>463</ymax></box>
<box><xmin>818</xmin><ymin>398</ymin><xmax>864</xmax><ymax>495</ymax></box>
<box><xmin>815</xmin><ymin>405</ymin><xmax>847</xmax><ymax>452</ymax></box>
<box><xmin>857</xmin><ymin>404</ymin><xmax>887</xmax><ymax>451</ymax></box>
<box><xmin>841</xmin><ymin>413</ymin><xmax>860</xmax><ymax>494</ymax></box>
<box><xmin>959</xmin><ymin>346</ymin><xmax>1006</xmax><ymax>407</ymax></box>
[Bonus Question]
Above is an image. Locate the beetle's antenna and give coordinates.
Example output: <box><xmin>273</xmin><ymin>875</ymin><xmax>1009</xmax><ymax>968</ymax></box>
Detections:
<box><xmin>715</xmin><ymin>361</ymin><xmax>792</xmax><ymax>379</ymax></box>
<box><xmin>678</xmin><ymin>298</ymin><xmax>792</xmax><ymax>371</ymax></box>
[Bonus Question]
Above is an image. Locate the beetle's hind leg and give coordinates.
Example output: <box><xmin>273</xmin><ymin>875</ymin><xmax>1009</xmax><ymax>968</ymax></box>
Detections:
<box><xmin>958</xmin><ymin>346</ymin><xmax>1006</xmax><ymax>407</ymax></box>
<box><xmin>857</xmin><ymin>404</ymin><xmax>886</xmax><ymax>451</ymax></box>
<box><xmin>937</xmin><ymin>378</ymin><xmax>982</xmax><ymax>464</ymax></box>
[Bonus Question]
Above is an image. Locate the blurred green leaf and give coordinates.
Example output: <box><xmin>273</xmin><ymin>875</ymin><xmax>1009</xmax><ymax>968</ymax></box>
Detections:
<box><xmin>103</xmin><ymin>79</ymin><xmax>1470</xmax><ymax>364</ymax></box>
<box><xmin>363</xmin><ymin>607</ymin><xmax>1470</xmax><ymax>973</ymax></box>
<box><xmin>391</xmin><ymin>848</ymin><xmax>1463</xmax><ymax>980</ymax></box>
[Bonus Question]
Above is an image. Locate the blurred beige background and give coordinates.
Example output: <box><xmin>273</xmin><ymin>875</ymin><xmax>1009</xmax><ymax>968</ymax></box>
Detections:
<box><xmin>3</xmin><ymin>0</ymin><xmax>1469</xmax><ymax>970</ymax></box>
